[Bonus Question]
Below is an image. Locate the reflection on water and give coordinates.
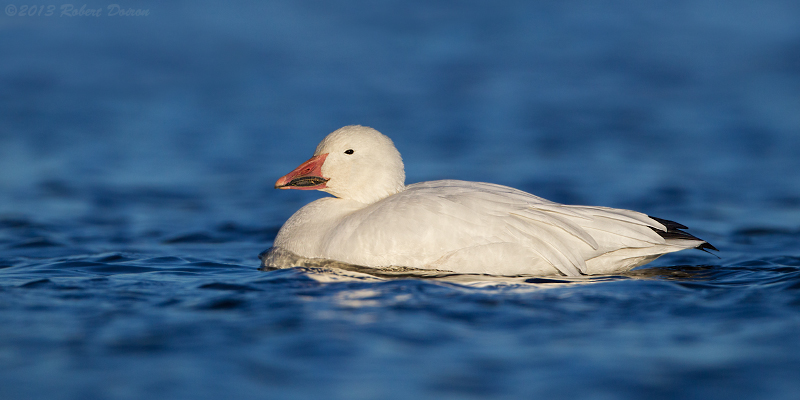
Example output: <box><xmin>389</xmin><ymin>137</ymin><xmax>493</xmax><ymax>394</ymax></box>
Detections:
<box><xmin>261</xmin><ymin>246</ymin><xmax>725</xmax><ymax>287</ymax></box>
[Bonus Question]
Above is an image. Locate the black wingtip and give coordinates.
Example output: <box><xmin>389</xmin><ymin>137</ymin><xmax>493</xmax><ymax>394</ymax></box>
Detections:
<box><xmin>649</xmin><ymin>216</ymin><xmax>688</xmax><ymax>230</ymax></box>
<box><xmin>697</xmin><ymin>242</ymin><xmax>718</xmax><ymax>252</ymax></box>
<box><xmin>696</xmin><ymin>241</ymin><xmax>720</xmax><ymax>258</ymax></box>
<box><xmin>648</xmin><ymin>215</ymin><xmax>718</xmax><ymax>256</ymax></box>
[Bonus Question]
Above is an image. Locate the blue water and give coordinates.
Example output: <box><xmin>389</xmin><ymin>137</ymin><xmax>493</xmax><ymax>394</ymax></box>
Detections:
<box><xmin>2</xmin><ymin>1</ymin><xmax>800</xmax><ymax>399</ymax></box>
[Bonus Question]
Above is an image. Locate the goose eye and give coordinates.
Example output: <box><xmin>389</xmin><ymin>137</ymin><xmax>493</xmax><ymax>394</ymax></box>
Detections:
<box><xmin>344</xmin><ymin>149</ymin><xmax>354</xmax><ymax>155</ymax></box>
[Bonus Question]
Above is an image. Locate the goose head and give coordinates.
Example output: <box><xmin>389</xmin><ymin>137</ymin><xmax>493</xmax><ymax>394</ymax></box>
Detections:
<box><xmin>275</xmin><ymin>125</ymin><xmax>406</xmax><ymax>204</ymax></box>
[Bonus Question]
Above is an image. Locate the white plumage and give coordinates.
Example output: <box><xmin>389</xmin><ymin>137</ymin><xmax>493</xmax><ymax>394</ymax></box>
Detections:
<box><xmin>266</xmin><ymin>125</ymin><xmax>715</xmax><ymax>276</ymax></box>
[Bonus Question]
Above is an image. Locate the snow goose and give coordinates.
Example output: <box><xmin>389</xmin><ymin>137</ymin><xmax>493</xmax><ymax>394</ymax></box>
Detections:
<box><xmin>264</xmin><ymin>125</ymin><xmax>716</xmax><ymax>276</ymax></box>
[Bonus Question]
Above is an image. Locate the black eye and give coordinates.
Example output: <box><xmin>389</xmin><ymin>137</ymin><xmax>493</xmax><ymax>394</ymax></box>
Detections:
<box><xmin>344</xmin><ymin>149</ymin><xmax>354</xmax><ymax>155</ymax></box>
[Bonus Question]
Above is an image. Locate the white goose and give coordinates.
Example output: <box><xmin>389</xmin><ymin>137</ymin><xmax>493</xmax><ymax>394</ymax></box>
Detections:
<box><xmin>264</xmin><ymin>125</ymin><xmax>716</xmax><ymax>276</ymax></box>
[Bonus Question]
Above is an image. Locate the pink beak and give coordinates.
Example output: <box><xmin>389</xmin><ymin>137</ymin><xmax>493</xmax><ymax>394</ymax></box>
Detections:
<box><xmin>274</xmin><ymin>154</ymin><xmax>329</xmax><ymax>190</ymax></box>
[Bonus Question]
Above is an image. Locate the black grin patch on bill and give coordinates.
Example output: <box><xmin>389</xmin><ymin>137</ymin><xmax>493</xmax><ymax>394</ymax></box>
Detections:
<box><xmin>286</xmin><ymin>176</ymin><xmax>329</xmax><ymax>187</ymax></box>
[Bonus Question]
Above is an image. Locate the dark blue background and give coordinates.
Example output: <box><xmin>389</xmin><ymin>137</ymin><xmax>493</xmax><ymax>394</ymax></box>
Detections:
<box><xmin>1</xmin><ymin>1</ymin><xmax>800</xmax><ymax>399</ymax></box>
